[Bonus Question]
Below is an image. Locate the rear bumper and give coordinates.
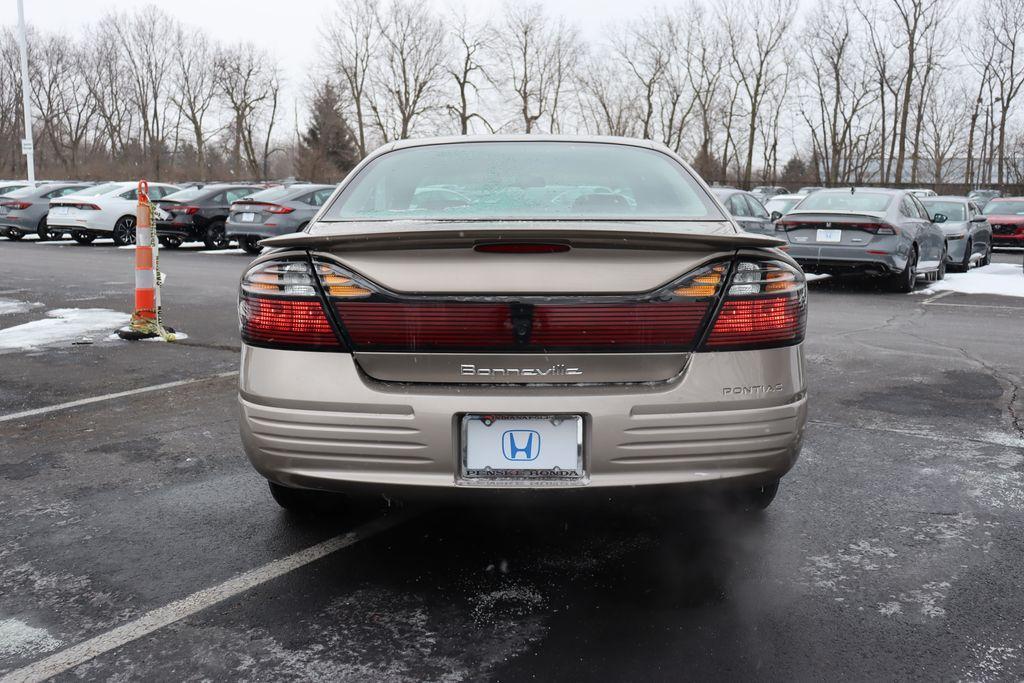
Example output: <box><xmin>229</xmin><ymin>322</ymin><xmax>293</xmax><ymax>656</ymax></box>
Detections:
<box><xmin>992</xmin><ymin>234</ymin><xmax>1024</xmax><ymax>247</ymax></box>
<box><xmin>156</xmin><ymin>218</ymin><xmax>207</xmax><ymax>240</ymax></box>
<box><xmin>225</xmin><ymin>217</ymin><xmax>303</xmax><ymax>239</ymax></box>
<box><xmin>47</xmin><ymin>215</ymin><xmax>104</xmax><ymax>232</ymax></box>
<box><xmin>0</xmin><ymin>213</ymin><xmax>37</xmax><ymax>230</ymax></box>
<box><xmin>787</xmin><ymin>244</ymin><xmax>902</xmax><ymax>275</ymax></box>
<box><xmin>238</xmin><ymin>344</ymin><xmax>807</xmax><ymax>492</ymax></box>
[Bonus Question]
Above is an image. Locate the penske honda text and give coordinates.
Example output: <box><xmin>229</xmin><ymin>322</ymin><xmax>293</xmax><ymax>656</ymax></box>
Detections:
<box><xmin>238</xmin><ymin>136</ymin><xmax>808</xmax><ymax>513</ymax></box>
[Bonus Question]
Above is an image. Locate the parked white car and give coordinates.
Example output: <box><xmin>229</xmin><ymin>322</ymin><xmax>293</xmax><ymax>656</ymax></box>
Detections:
<box><xmin>46</xmin><ymin>181</ymin><xmax>180</xmax><ymax>245</ymax></box>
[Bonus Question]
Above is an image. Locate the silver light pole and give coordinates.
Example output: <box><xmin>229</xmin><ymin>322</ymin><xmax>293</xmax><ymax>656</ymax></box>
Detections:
<box><xmin>16</xmin><ymin>0</ymin><xmax>35</xmax><ymax>183</ymax></box>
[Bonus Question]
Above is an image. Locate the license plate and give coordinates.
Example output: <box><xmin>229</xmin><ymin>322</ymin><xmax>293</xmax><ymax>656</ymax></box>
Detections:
<box><xmin>240</xmin><ymin>212</ymin><xmax>256</xmax><ymax>222</ymax></box>
<box><xmin>460</xmin><ymin>414</ymin><xmax>584</xmax><ymax>484</ymax></box>
<box><xmin>51</xmin><ymin>207</ymin><xmax>68</xmax><ymax>216</ymax></box>
<box><xmin>816</xmin><ymin>228</ymin><xmax>842</xmax><ymax>243</ymax></box>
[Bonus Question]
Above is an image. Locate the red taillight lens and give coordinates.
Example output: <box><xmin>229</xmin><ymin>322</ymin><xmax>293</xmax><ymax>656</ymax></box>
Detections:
<box><xmin>235</xmin><ymin>202</ymin><xmax>294</xmax><ymax>214</ymax></box>
<box><xmin>3</xmin><ymin>201</ymin><xmax>31</xmax><ymax>210</ymax></box>
<box><xmin>266</xmin><ymin>204</ymin><xmax>294</xmax><ymax>214</ymax></box>
<box><xmin>530</xmin><ymin>303</ymin><xmax>707</xmax><ymax>347</ymax></box>
<box><xmin>337</xmin><ymin>303</ymin><xmax>514</xmax><ymax>348</ymax></box>
<box><xmin>703</xmin><ymin>260</ymin><xmax>806</xmax><ymax>350</ymax></box>
<box><xmin>240</xmin><ymin>295</ymin><xmax>341</xmax><ymax>349</ymax></box>
<box><xmin>180</xmin><ymin>206</ymin><xmax>200</xmax><ymax>215</ymax></box>
<box><xmin>239</xmin><ymin>258</ymin><xmax>353</xmax><ymax>350</ymax></box>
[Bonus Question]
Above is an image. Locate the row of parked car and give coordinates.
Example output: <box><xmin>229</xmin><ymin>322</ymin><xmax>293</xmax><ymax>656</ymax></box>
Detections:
<box><xmin>715</xmin><ymin>185</ymin><xmax>1021</xmax><ymax>292</ymax></box>
<box><xmin>0</xmin><ymin>180</ymin><xmax>336</xmax><ymax>254</ymax></box>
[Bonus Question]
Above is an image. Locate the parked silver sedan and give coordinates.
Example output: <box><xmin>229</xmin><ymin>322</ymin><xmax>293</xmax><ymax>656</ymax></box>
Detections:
<box><xmin>920</xmin><ymin>196</ymin><xmax>992</xmax><ymax>271</ymax></box>
<box><xmin>777</xmin><ymin>188</ymin><xmax>947</xmax><ymax>292</ymax></box>
<box><xmin>0</xmin><ymin>182</ymin><xmax>92</xmax><ymax>240</ymax></box>
<box><xmin>711</xmin><ymin>188</ymin><xmax>774</xmax><ymax>235</ymax></box>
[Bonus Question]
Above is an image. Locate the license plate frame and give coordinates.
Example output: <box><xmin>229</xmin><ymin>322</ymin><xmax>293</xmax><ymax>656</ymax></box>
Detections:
<box><xmin>816</xmin><ymin>228</ymin><xmax>842</xmax><ymax>243</ymax></box>
<box><xmin>240</xmin><ymin>212</ymin><xmax>256</xmax><ymax>223</ymax></box>
<box><xmin>459</xmin><ymin>414</ymin><xmax>585</xmax><ymax>486</ymax></box>
<box><xmin>50</xmin><ymin>207</ymin><xmax>68</xmax><ymax>216</ymax></box>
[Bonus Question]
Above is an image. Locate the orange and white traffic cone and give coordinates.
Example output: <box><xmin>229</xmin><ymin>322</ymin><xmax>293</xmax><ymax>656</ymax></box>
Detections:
<box><xmin>117</xmin><ymin>180</ymin><xmax>175</xmax><ymax>341</ymax></box>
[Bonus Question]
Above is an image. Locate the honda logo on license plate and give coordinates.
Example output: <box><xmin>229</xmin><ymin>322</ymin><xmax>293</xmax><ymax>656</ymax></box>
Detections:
<box><xmin>502</xmin><ymin>430</ymin><xmax>541</xmax><ymax>461</ymax></box>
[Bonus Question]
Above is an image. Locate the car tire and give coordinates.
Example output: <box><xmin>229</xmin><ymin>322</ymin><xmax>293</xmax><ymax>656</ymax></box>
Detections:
<box><xmin>112</xmin><ymin>216</ymin><xmax>137</xmax><ymax>246</ymax></box>
<box><xmin>268</xmin><ymin>481</ymin><xmax>348</xmax><ymax>516</ymax></box>
<box><xmin>953</xmin><ymin>240</ymin><xmax>973</xmax><ymax>272</ymax></box>
<box><xmin>888</xmin><ymin>246</ymin><xmax>918</xmax><ymax>293</ymax></box>
<box><xmin>239</xmin><ymin>236</ymin><xmax>262</xmax><ymax>254</ymax></box>
<box><xmin>159</xmin><ymin>236</ymin><xmax>183</xmax><ymax>249</ymax></box>
<box><xmin>71</xmin><ymin>231</ymin><xmax>95</xmax><ymax>245</ymax></box>
<box><xmin>203</xmin><ymin>220</ymin><xmax>229</xmax><ymax>250</ymax></box>
<box><xmin>980</xmin><ymin>245</ymin><xmax>991</xmax><ymax>267</ymax></box>
<box><xmin>935</xmin><ymin>250</ymin><xmax>947</xmax><ymax>281</ymax></box>
<box><xmin>36</xmin><ymin>217</ymin><xmax>50</xmax><ymax>241</ymax></box>
<box><xmin>5</xmin><ymin>228</ymin><xmax>23</xmax><ymax>241</ymax></box>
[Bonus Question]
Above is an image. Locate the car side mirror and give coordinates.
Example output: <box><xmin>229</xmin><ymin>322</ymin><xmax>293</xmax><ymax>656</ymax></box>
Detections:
<box><xmin>770</xmin><ymin>211</ymin><xmax>782</xmax><ymax>222</ymax></box>
<box><xmin>932</xmin><ymin>213</ymin><xmax>947</xmax><ymax>224</ymax></box>
<box><xmin>971</xmin><ymin>215</ymin><xmax>987</xmax><ymax>223</ymax></box>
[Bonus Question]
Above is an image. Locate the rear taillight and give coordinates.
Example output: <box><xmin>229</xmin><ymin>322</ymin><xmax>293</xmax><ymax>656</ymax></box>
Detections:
<box><xmin>2</xmin><ymin>201</ymin><xmax>31</xmax><ymax>210</ymax></box>
<box><xmin>178</xmin><ymin>206</ymin><xmax>200</xmax><ymax>215</ymax></box>
<box><xmin>239</xmin><ymin>258</ymin><xmax>355</xmax><ymax>350</ymax></box>
<box><xmin>703</xmin><ymin>260</ymin><xmax>806</xmax><ymax>350</ymax></box>
<box><xmin>235</xmin><ymin>201</ymin><xmax>294</xmax><ymax>214</ymax></box>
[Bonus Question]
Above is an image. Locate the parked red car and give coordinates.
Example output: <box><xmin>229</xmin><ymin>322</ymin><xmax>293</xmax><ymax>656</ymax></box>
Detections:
<box><xmin>981</xmin><ymin>198</ymin><xmax>1024</xmax><ymax>248</ymax></box>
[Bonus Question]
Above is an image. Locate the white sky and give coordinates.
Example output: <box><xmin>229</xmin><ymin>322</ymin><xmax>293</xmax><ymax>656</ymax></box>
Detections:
<box><xmin>1</xmin><ymin>0</ymin><xmax>674</xmax><ymax>134</ymax></box>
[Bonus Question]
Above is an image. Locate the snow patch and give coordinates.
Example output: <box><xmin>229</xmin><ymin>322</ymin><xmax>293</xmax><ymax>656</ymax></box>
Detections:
<box><xmin>0</xmin><ymin>308</ymin><xmax>129</xmax><ymax>350</ymax></box>
<box><xmin>915</xmin><ymin>262</ymin><xmax>1024</xmax><ymax>297</ymax></box>
<box><xmin>0</xmin><ymin>298</ymin><xmax>43</xmax><ymax>315</ymax></box>
<box><xmin>0</xmin><ymin>618</ymin><xmax>62</xmax><ymax>659</ymax></box>
<box><xmin>198</xmin><ymin>248</ymin><xmax>247</xmax><ymax>255</ymax></box>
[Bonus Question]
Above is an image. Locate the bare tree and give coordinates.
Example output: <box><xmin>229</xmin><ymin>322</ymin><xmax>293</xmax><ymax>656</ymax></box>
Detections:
<box><xmin>368</xmin><ymin>0</ymin><xmax>447</xmax><ymax>141</ymax></box>
<box><xmin>722</xmin><ymin>0</ymin><xmax>796</xmax><ymax>187</ymax></box>
<box><xmin>170</xmin><ymin>31</ymin><xmax>220</xmax><ymax>179</ymax></box>
<box><xmin>322</xmin><ymin>0</ymin><xmax>379</xmax><ymax>158</ymax></box>
<box><xmin>493</xmin><ymin>3</ymin><xmax>581</xmax><ymax>134</ymax></box>
<box><xmin>215</xmin><ymin>42</ymin><xmax>283</xmax><ymax>178</ymax></box>
<box><xmin>446</xmin><ymin>11</ymin><xmax>493</xmax><ymax>134</ymax></box>
<box><xmin>981</xmin><ymin>0</ymin><xmax>1024</xmax><ymax>184</ymax></box>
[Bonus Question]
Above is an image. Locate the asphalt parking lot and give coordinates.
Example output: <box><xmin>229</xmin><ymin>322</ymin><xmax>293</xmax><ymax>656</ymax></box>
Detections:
<box><xmin>1</xmin><ymin>240</ymin><xmax>1023</xmax><ymax>681</ymax></box>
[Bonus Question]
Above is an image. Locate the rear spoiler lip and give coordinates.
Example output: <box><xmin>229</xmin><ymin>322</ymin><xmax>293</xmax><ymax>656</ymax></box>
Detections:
<box><xmin>780</xmin><ymin>211</ymin><xmax>887</xmax><ymax>222</ymax></box>
<box><xmin>261</xmin><ymin>221</ymin><xmax>787</xmax><ymax>250</ymax></box>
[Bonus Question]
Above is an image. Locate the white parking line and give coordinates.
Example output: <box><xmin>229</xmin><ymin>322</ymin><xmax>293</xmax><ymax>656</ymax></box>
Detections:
<box><xmin>0</xmin><ymin>511</ymin><xmax>413</xmax><ymax>683</ymax></box>
<box><xmin>0</xmin><ymin>371</ymin><xmax>238</xmax><ymax>423</ymax></box>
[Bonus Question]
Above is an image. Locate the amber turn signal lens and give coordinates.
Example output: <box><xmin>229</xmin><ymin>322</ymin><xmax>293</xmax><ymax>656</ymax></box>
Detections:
<box><xmin>323</xmin><ymin>274</ymin><xmax>372</xmax><ymax>298</ymax></box>
<box><xmin>673</xmin><ymin>265</ymin><xmax>725</xmax><ymax>298</ymax></box>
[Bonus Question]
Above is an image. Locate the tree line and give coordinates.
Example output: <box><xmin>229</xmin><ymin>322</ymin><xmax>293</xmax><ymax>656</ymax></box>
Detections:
<box><xmin>3</xmin><ymin>0</ymin><xmax>1024</xmax><ymax>188</ymax></box>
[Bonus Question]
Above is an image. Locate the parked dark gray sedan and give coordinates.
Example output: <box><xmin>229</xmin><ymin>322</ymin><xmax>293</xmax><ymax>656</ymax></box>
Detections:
<box><xmin>226</xmin><ymin>183</ymin><xmax>335</xmax><ymax>254</ymax></box>
<box><xmin>920</xmin><ymin>196</ymin><xmax>992</xmax><ymax>271</ymax></box>
<box><xmin>777</xmin><ymin>188</ymin><xmax>947</xmax><ymax>292</ymax></box>
<box><xmin>0</xmin><ymin>182</ymin><xmax>92</xmax><ymax>240</ymax></box>
<box><xmin>711</xmin><ymin>188</ymin><xmax>774</xmax><ymax>235</ymax></box>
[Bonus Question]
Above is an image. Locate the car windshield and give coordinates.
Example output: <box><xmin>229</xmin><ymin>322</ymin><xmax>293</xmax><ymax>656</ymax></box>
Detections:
<box><xmin>321</xmin><ymin>141</ymin><xmax>722</xmax><ymax>222</ymax></box>
<box><xmin>983</xmin><ymin>200</ymin><xmax>1024</xmax><ymax>215</ymax></box>
<box><xmin>794</xmin><ymin>191</ymin><xmax>893</xmax><ymax>212</ymax></box>
<box><xmin>921</xmin><ymin>201</ymin><xmax>965</xmax><ymax>221</ymax></box>
<box><xmin>765</xmin><ymin>197</ymin><xmax>801</xmax><ymax>214</ymax></box>
<box><xmin>75</xmin><ymin>182</ymin><xmax>126</xmax><ymax>196</ymax></box>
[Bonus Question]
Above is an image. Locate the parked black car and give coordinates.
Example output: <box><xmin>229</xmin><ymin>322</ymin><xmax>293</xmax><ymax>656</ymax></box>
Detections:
<box><xmin>155</xmin><ymin>184</ymin><xmax>262</xmax><ymax>248</ymax></box>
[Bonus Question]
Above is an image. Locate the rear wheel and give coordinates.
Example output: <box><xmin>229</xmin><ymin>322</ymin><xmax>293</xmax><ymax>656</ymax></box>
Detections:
<box><xmin>36</xmin><ymin>216</ymin><xmax>50</xmax><ymax>241</ymax></box>
<box><xmin>888</xmin><ymin>246</ymin><xmax>918</xmax><ymax>293</ymax></box>
<box><xmin>72</xmin><ymin>231</ymin><xmax>95</xmax><ymax>245</ymax></box>
<box><xmin>239</xmin><ymin>236</ymin><xmax>262</xmax><ymax>254</ymax></box>
<box><xmin>112</xmin><ymin>216</ymin><xmax>136</xmax><ymax>246</ymax></box>
<box><xmin>159</xmin><ymin>235</ymin><xmax>183</xmax><ymax>249</ymax></box>
<box><xmin>203</xmin><ymin>220</ymin><xmax>229</xmax><ymax>249</ymax></box>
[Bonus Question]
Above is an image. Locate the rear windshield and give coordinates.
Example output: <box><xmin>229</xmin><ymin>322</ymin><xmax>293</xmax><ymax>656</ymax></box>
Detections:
<box><xmin>765</xmin><ymin>197</ymin><xmax>800</xmax><ymax>214</ymax></box>
<box><xmin>237</xmin><ymin>186</ymin><xmax>294</xmax><ymax>203</ymax></box>
<box><xmin>75</xmin><ymin>182</ymin><xmax>127</xmax><ymax>196</ymax></box>
<box><xmin>920</xmin><ymin>200</ymin><xmax>966</xmax><ymax>221</ymax></box>
<box><xmin>795</xmin><ymin>191</ymin><xmax>893</xmax><ymax>213</ymax></box>
<box><xmin>162</xmin><ymin>187</ymin><xmax>205</xmax><ymax>202</ymax></box>
<box><xmin>321</xmin><ymin>142</ymin><xmax>722</xmax><ymax>221</ymax></box>
<box><xmin>983</xmin><ymin>200</ymin><xmax>1024</xmax><ymax>215</ymax></box>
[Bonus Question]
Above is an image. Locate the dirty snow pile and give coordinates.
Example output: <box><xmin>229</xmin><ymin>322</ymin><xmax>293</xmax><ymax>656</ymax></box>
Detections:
<box><xmin>0</xmin><ymin>298</ymin><xmax>43</xmax><ymax>315</ymax></box>
<box><xmin>917</xmin><ymin>262</ymin><xmax>1024</xmax><ymax>298</ymax></box>
<box><xmin>0</xmin><ymin>308</ymin><xmax>129</xmax><ymax>350</ymax></box>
